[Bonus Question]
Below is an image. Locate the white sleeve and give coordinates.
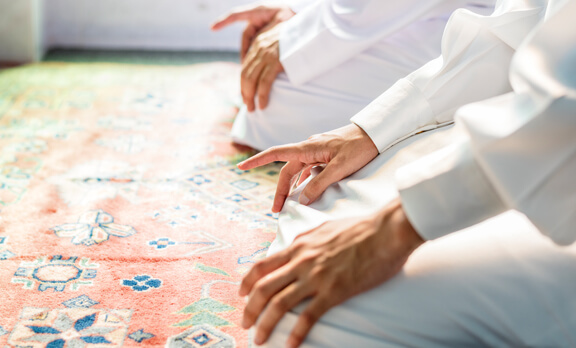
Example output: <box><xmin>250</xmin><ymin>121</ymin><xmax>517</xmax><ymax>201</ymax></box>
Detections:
<box><xmin>286</xmin><ymin>0</ymin><xmax>319</xmax><ymax>13</ymax></box>
<box><xmin>279</xmin><ymin>0</ymin><xmax>495</xmax><ymax>86</ymax></box>
<box><xmin>351</xmin><ymin>0</ymin><xmax>546</xmax><ymax>153</ymax></box>
<box><xmin>396</xmin><ymin>0</ymin><xmax>576</xmax><ymax>245</ymax></box>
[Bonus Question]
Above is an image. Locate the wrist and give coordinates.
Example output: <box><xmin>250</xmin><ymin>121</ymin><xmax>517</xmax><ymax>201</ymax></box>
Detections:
<box><xmin>376</xmin><ymin>198</ymin><xmax>425</xmax><ymax>256</ymax></box>
<box><xmin>352</xmin><ymin>124</ymin><xmax>378</xmax><ymax>157</ymax></box>
<box><xmin>393</xmin><ymin>199</ymin><xmax>425</xmax><ymax>253</ymax></box>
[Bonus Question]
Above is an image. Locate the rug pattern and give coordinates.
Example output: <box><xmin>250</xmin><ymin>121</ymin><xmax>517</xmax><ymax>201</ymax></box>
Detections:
<box><xmin>0</xmin><ymin>62</ymin><xmax>280</xmax><ymax>347</ymax></box>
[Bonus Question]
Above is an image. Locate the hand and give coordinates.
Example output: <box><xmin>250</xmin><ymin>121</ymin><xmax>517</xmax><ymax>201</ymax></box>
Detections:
<box><xmin>211</xmin><ymin>4</ymin><xmax>295</xmax><ymax>61</ymax></box>
<box><xmin>239</xmin><ymin>198</ymin><xmax>425</xmax><ymax>348</ymax></box>
<box><xmin>212</xmin><ymin>4</ymin><xmax>294</xmax><ymax>111</ymax></box>
<box><xmin>238</xmin><ymin>124</ymin><xmax>379</xmax><ymax>212</ymax></box>
<box><xmin>240</xmin><ymin>25</ymin><xmax>284</xmax><ymax>111</ymax></box>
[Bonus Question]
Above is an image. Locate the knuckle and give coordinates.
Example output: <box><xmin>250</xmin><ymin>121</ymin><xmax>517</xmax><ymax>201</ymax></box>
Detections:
<box><xmin>244</xmin><ymin>73</ymin><xmax>256</xmax><ymax>83</ymax></box>
<box><xmin>290</xmin><ymin>239</ymin><xmax>307</xmax><ymax>253</ymax></box>
<box><xmin>262</xmin><ymin>74</ymin><xmax>275</xmax><ymax>84</ymax></box>
<box><xmin>292</xmin><ymin>253</ymin><xmax>318</xmax><ymax>273</ymax></box>
<box><xmin>305</xmin><ymin>180</ymin><xmax>321</xmax><ymax>194</ymax></box>
<box><xmin>268</xmin><ymin>145</ymin><xmax>280</xmax><ymax>153</ymax></box>
<box><xmin>243</xmin><ymin>306</ymin><xmax>258</xmax><ymax>319</ymax></box>
<box><xmin>300</xmin><ymin>310</ymin><xmax>318</xmax><ymax>326</ymax></box>
<box><xmin>298</xmin><ymin>140</ymin><xmax>317</xmax><ymax>153</ymax></box>
<box><xmin>253</xmin><ymin>279</ymin><xmax>275</xmax><ymax>298</ymax></box>
<box><xmin>270</xmin><ymin>296</ymin><xmax>289</xmax><ymax>311</ymax></box>
<box><xmin>245</xmin><ymin>92</ymin><xmax>255</xmax><ymax>101</ymax></box>
<box><xmin>279</xmin><ymin>165</ymin><xmax>292</xmax><ymax>176</ymax></box>
<box><xmin>308</xmin><ymin>265</ymin><xmax>324</xmax><ymax>280</ymax></box>
<box><xmin>253</xmin><ymin>283</ymin><xmax>268</xmax><ymax>298</ymax></box>
<box><xmin>251</xmin><ymin>261</ymin><xmax>266</xmax><ymax>277</ymax></box>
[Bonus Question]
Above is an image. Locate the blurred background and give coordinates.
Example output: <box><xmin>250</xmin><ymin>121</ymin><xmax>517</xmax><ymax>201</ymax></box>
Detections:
<box><xmin>0</xmin><ymin>0</ymin><xmax>253</xmax><ymax>66</ymax></box>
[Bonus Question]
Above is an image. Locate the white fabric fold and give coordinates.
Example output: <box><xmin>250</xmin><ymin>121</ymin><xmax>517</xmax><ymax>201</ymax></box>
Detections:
<box><xmin>279</xmin><ymin>0</ymin><xmax>495</xmax><ymax>86</ymax></box>
<box><xmin>352</xmin><ymin>0</ymin><xmax>546</xmax><ymax>152</ymax></box>
<box><xmin>397</xmin><ymin>0</ymin><xmax>576</xmax><ymax>245</ymax></box>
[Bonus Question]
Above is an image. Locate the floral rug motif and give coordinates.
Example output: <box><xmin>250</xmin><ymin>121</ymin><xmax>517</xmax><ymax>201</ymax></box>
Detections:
<box><xmin>0</xmin><ymin>62</ymin><xmax>280</xmax><ymax>347</ymax></box>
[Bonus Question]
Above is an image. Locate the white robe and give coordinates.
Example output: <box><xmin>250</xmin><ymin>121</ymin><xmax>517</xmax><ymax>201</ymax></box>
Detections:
<box><xmin>260</xmin><ymin>0</ymin><xmax>576</xmax><ymax>346</ymax></box>
<box><xmin>230</xmin><ymin>0</ymin><xmax>495</xmax><ymax>150</ymax></box>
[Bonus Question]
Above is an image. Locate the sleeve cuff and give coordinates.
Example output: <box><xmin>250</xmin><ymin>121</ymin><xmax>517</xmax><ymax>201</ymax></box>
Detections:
<box><xmin>278</xmin><ymin>0</ymin><xmax>326</xmax><ymax>86</ymax></box>
<box><xmin>351</xmin><ymin>79</ymin><xmax>438</xmax><ymax>153</ymax></box>
<box><xmin>395</xmin><ymin>139</ymin><xmax>507</xmax><ymax>240</ymax></box>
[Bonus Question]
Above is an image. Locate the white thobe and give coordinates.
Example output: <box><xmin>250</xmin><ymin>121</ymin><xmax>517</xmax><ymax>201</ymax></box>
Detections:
<box><xmin>351</xmin><ymin>0</ymin><xmax>548</xmax><ymax>152</ymax></box>
<box><xmin>259</xmin><ymin>0</ymin><xmax>576</xmax><ymax>346</ymax></box>
<box><xmin>231</xmin><ymin>0</ymin><xmax>495</xmax><ymax>150</ymax></box>
<box><xmin>397</xmin><ymin>0</ymin><xmax>576</xmax><ymax>245</ymax></box>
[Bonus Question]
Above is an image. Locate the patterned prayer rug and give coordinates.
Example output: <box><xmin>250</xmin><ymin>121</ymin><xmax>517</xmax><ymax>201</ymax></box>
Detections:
<box><xmin>0</xmin><ymin>62</ymin><xmax>281</xmax><ymax>347</ymax></box>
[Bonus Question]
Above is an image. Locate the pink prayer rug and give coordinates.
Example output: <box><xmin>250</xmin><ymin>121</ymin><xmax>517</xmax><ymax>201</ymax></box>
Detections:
<box><xmin>0</xmin><ymin>62</ymin><xmax>281</xmax><ymax>347</ymax></box>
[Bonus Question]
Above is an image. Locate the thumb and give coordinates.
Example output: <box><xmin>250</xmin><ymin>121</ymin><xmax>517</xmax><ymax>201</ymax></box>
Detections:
<box><xmin>298</xmin><ymin>162</ymin><xmax>343</xmax><ymax>205</ymax></box>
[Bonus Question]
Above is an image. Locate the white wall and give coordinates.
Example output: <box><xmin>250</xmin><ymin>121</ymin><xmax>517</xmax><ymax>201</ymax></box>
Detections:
<box><xmin>0</xmin><ymin>0</ymin><xmax>250</xmax><ymax>62</ymax></box>
<box><xmin>0</xmin><ymin>0</ymin><xmax>43</xmax><ymax>62</ymax></box>
<box><xmin>43</xmin><ymin>0</ymin><xmax>253</xmax><ymax>51</ymax></box>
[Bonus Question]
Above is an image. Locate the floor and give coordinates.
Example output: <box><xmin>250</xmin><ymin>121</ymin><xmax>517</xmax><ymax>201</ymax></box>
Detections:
<box><xmin>0</xmin><ymin>52</ymin><xmax>275</xmax><ymax>348</ymax></box>
<box><xmin>1</xmin><ymin>49</ymin><xmax>240</xmax><ymax>71</ymax></box>
<box><xmin>43</xmin><ymin>48</ymin><xmax>240</xmax><ymax>65</ymax></box>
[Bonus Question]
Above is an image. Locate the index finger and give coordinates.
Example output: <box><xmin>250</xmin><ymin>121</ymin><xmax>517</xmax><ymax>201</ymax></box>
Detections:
<box><xmin>237</xmin><ymin>145</ymin><xmax>300</xmax><ymax>170</ymax></box>
<box><xmin>211</xmin><ymin>11</ymin><xmax>251</xmax><ymax>30</ymax></box>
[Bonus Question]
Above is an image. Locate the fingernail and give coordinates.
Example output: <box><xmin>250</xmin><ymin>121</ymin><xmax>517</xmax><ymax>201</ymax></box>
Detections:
<box><xmin>299</xmin><ymin>193</ymin><xmax>310</xmax><ymax>205</ymax></box>
<box><xmin>254</xmin><ymin>331</ymin><xmax>264</xmax><ymax>345</ymax></box>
